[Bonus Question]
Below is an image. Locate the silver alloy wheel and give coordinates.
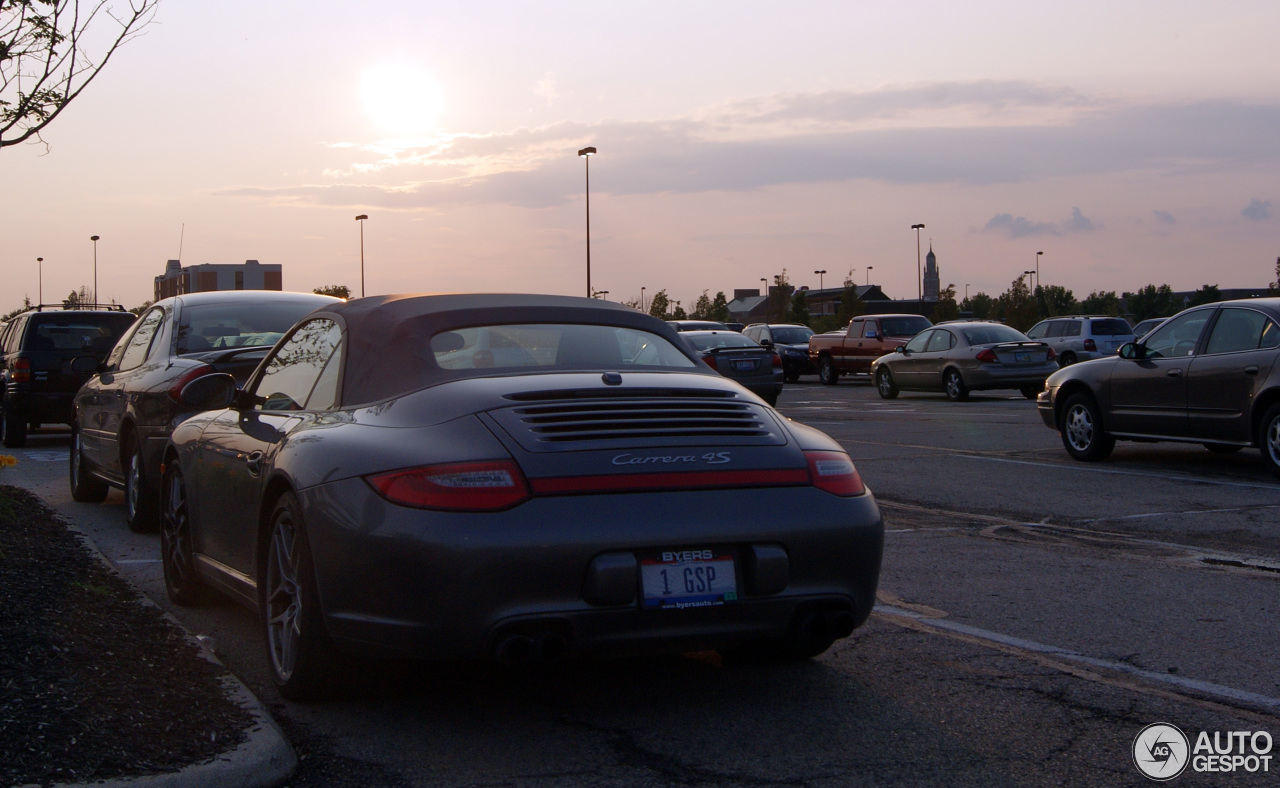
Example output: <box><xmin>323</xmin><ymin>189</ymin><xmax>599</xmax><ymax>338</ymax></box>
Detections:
<box><xmin>125</xmin><ymin>447</ymin><xmax>142</xmax><ymax>522</ymax></box>
<box><xmin>945</xmin><ymin>370</ymin><xmax>965</xmax><ymax>400</ymax></box>
<box><xmin>266</xmin><ymin>513</ymin><xmax>302</xmax><ymax>682</ymax></box>
<box><xmin>877</xmin><ymin>368</ymin><xmax>895</xmax><ymax>398</ymax></box>
<box><xmin>1267</xmin><ymin>413</ymin><xmax>1280</xmax><ymax>466</ymax></box>
<box><xmin>1064</xmin><ymin>402</ymin><xmax>1096</xmax><ymax>452</ymax></box>
<box><xmin>162</xmin><ymin>469</ymin><xmax>192</xmax><ymax>591</ymax></box>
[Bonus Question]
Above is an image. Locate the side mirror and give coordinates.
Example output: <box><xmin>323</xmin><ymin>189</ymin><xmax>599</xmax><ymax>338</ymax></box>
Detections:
<box><xmin>758</xmin><ymin>338</ymin><xmax>773</xmax><ymax>347</ymax></box>
<box><xmin>894</xmin><ymin>346</ymin><xmax>906</xmax><ymax>355</ymax></box>
<box><xmin>180</xmin><ymin>373</ymin><xmax>238</xmax><ymax>411</ymax></box>
<box><xmin>1118</xmin><ymin>342</ymin><xmax>1140</xmax><ymax>360</ymax></box>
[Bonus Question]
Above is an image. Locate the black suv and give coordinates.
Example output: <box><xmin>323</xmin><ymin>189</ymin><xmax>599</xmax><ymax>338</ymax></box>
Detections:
<box><xmin>0</xmin><ymin>305</ymin><xmax>137</xmax><ymax>447</ymax></box>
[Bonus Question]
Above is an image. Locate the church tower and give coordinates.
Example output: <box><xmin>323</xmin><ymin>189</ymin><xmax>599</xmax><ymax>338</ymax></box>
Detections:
<box><xmin>923</xmin><ymin>244</ymin><xmax>940</xmax><ymax>302</ymax></box>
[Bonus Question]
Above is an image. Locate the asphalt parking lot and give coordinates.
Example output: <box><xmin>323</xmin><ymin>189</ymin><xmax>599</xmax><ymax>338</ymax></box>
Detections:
<box><xmin>8</xmin><ymin>377</ymin><xmax>1279</xmax><ymax>786</ymax></box>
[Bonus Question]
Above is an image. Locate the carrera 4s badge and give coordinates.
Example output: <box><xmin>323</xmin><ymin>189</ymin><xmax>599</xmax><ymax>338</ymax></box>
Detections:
<box><xmin>611</xmin><ymin>452</ymin><xmax>732</xmax><ymax>466</ymax></box>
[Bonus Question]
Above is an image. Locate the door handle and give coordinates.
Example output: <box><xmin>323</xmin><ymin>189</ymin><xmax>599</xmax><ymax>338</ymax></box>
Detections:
<box><xmin>245</xmin><ymin>451</ymin><xmax>264</xmax><ymax>475</ymax></box>
<box><xmin>1166</xmin><ymin>369</ymin><xmax>1183</xmax><ymax>378</ymax></box>
<box><xmin>1244</xmin><ymin>365</ymin><xmax>1259</xmax><ymax>375</ymax></box>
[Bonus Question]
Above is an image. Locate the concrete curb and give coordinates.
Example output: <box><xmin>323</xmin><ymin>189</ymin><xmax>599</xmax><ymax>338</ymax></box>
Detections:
<box><xmin>50</xmin><ymin>521</ymin><xmax>298</xmax><ymax>788</ymax></box>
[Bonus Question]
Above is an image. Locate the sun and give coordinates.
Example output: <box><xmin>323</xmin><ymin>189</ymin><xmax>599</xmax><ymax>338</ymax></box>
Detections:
<box><xmin>361</xmin><ymin>63</ymin><xmax>444</xmax><ymax>135</ymax></box>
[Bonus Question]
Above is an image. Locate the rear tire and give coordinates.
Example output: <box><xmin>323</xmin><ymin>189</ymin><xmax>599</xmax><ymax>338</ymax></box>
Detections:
<box><xmin>1060</xmin><ymin>392</ymin><xmax>1115</xmax><ymax>461</ymax></box>
<box><xmin>1258</xmin><ymin>405</ymin><xmax>1280</xmax><ymax>479</ymax></box>
<box><xmin>1059</xmin><ymin>353</ymin><xmax>1077</xmax><ymax>368</ymax></box>
<box><xmin>876</xmin><ymin>367</ymin><xmax>899</xmax><ymax>399</ymax></box>
<box><xmin>69</xmin><ymin>425</ymin><xmax>109</xmax><ymax>502</ymax></box>
<box><xmin>943</xmin><ymin>369</ymin><xmax>968</xmax><ymax>401</ymax></box>
<box><xmin>124</xmin><ymin>435</ymin><xmax>158</xmax><ymax>533</ymax></box>
<box><xmin>263</xmin><ymin>492</ymin><xmax>342</xmax><ymax>701</ymax></box>
<box><xmin>817</xmin><ymin>357</ymin><xmax>839</xmax><ymax>386</ymax></box>
<box><xmin>783</xmin><ymin>369</ymin><xmax>800</xmax><ymax>384</ymax></box>
<box><xmin>1</xmin><ymin>403</ymin><xmax>27</xmax><ymax>448</ymax></box>
<box><xmin>161</xmin><ymin>462</ymin><xmax>211</xmax><ymax>606</ymax></box>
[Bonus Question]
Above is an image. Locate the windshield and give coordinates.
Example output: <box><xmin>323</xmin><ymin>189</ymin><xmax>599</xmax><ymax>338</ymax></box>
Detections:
<box><xmin>432</xmin><ymin>324</ymin><xmax>696</xmax><ymax>372</ymax></box>
<box><xmin>177</xmin><ymin>301</ymin><xmax>323</xmax><ymax>354</ymax></box>
<box><xmin>26</xmin><ymin>313</ymin><xmax>135</xmax><ymax>353</ymax></box>
<box><xmin>683</xmin><ymin>333</ymin><xmax>761</xmax><ymax>352</ymax></box>
<box><xmin>771</xmin><ymin>326</ymin><xmax>814</xmax><ymax>344</ymax></box>
<box><xmin>1089</xmin><ymin>318</ymin><xmax>1134</xmax><ymax>336</ymax></box>
<box><xmin>959</xmin><ymin>324</ymin><xmax>1031</xmax><ymax>345</ymax></box>
<box><xmin>880</xmin><ymin>316</ymin><xmax>933</xmax><ymax>337</ymax></box>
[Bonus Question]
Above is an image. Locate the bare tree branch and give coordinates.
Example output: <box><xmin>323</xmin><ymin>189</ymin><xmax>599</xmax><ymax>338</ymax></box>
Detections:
<box><xmin>1</xmin><ymin>0</ymin><xmax>160</xmax><ymax>149</ymax></box>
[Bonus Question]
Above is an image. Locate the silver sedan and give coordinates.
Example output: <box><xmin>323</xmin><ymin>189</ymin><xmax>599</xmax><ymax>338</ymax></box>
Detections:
<box><xmin>870</xmin><ymin>321</ymin><xmax>1058</xmax><ymax>401</ymax></box>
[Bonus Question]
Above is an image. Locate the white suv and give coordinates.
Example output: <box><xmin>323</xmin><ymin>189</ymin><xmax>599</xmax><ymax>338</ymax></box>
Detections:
<box><xmin>1025</xmin><ymin>316</ymin><xmax>1135</xmax><ymax>367</ymax></box>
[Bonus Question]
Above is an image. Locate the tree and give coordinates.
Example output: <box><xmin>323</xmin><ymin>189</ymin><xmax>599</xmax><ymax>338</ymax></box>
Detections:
<box><xmin>313</xmin><ymin>284</ymin><xmax>351</xmax><ymax>299</ymax></box>
<box><xmin>791</xmin><ymin>290</ymin><xmax>809</xmax><ymax>326</ymax></box>
<box><xmin>1270</xmin><ymin>257</ymin><xmax>1280</xmax><ymax>295</ymax></box>
<box><xmin>1186</xmin><ymin>284</ymin><xmax>1222</xmax><ymax>308</ymax></box>
<box><xmin>3</xmin><ymin>295</ymin><xmax>33</xmax><ymax>320</ymax></box>
<box><xmin>2</xmin><ymin>0</ymin><xmax>161</xmax><ymax>149</ymax></box>
<box><xmin>964</xmin><ymin>292</ymin><xmax>994</xmax><ymax>319</ymax></box>
<box><xmin>710</xmin><ymin>291</ymin><xmax>730</xmax><ymax>323</ymax></box>
<box><xmin>647</xmin><ymin>289</ymin><xmax>670</xmax><ymax>319</ymax></box>
<box><xmin>690</xmin><ymin>290</ymin><xmax>713</xmax><ymax>320</ymax></box>
<box><xmin>930</xmin><ymin>284</ymin><xmax>959</xmax><ymax>323</ymax></box>
<box><xmin>993</xmin><ymin>276</ymin><xmax>1038</xmax><ymax>331</ymax></box>
<box><xmin>670</xmin><ymin>301</ymin><xmax>687</xmax><ymax>320</ymax></box>
<box><xmin>767</xmin><ymin>269</ymin><xmax>793</xmax><ymax>323</ymax></box>
<box><xmin>1036</xmin><ymin>285</ymin><xmax>1077</xmax><ymax>318</ymax></box>
<box><xmin>128</xmin><ymin>299</ymin><xmax>151</xmax><ymax>315</ymax></box>
<box><xmin>1078</xmin><ymin>290</ymin><xmax>1122</xmax><ymax>316</ymax></box>
<box><xmin>61</xmin><ymin>285</ymin><xmax>90</xmax><ymax>308</ymax></box>
<box><xmin>835</xmin><ymin>282</ymin><xmax>864</xmax><ymax>326</ymax></box>
<box><xmin>1123</xmin><ymin>284</ymin><xmax>1179</xmax><ymax>321</ymax></box>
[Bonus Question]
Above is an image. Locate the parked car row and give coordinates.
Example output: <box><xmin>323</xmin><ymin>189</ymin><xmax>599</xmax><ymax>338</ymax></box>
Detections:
<box><xmin>29</xmin><ymin>292</ymin><xmax>883</xmax><ymax>699</ymax></box>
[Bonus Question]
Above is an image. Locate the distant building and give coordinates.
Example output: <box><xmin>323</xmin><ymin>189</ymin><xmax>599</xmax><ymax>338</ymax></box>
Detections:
<box><xmin>154</xmin><ymin>259</ymin><xmax>283</xmax><ymax>301</ymax></box>
<box><xmin>923</xmin><ymin>245</ymin><xmax>940</xmax><ymax>302</ymax></box>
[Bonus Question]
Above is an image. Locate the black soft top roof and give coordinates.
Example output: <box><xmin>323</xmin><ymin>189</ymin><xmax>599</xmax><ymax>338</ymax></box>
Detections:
<box><xmin>308</xmin><ymin>293</ymin><xmax>685</xmax><ymax>406</ymax></box>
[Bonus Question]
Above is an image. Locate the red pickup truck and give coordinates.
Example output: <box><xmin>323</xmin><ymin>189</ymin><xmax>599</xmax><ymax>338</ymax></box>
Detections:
<box><xmin>808</xmin><ymin>314</ymin><xmax>933</xmax><ymax>385</ymax></box>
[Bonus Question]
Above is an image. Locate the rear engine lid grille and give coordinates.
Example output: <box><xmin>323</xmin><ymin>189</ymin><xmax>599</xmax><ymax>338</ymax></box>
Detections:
<box><xmin>487</xmin><ymin>394</ymin><xmax>787</xmax><ymax>452</ymax></box>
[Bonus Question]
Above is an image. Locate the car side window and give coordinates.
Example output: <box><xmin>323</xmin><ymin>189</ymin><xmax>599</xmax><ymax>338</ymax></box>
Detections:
<box><xmin>117</xmin><ymin>308</ymin><xmax>165</xmax><ymax>371</ymax></box>
<box><xmin>904</xmin><ymin>330</ymin><xmax>931</xmax><ymax>353</ymax></box>
<box><xmin>1143</xmin><ymin>310</ymin><xmax>1212</xmax><ymax>359</ymax></box>
<box><xmin>925</xmin><ymin>330</ymin><xmax>953</xmax><ymax>352</ymax></box>
<box><xmin>1026</xmin><ymin>322</ymin><xmax>1047</xmax><ymax>339</ymax></box>
<box><xmin>253</xmin><ymin>319</ymin><xmax>343</xmax><ymax>411</ymax></box>
<box><xmin>1204</xmin><ymin>309</ymin><xmax>1271</xmax><ymax>355</ymax></box>
<box><xmin>1062</xmin><ymin>322</ymin><xmax>1081</xmax><ymax>337</ymax></box>
<box><xmin>1045</xmin><ymin>321</ymin><xmax>1066</xmax><ymax>338</ymax></box>
<box><xmin>847</xmin><ymin>321</ymin><xmax>864</xmax><ymax>339</ymax></box>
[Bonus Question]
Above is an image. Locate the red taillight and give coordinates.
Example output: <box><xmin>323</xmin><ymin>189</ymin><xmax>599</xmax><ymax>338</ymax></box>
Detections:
<box><xmin>771</xmin><ymin>352</ymin><xmax>782</xmax><ymax>368</ymax></box>
<box><xmin>168</xmin><ymin>363</ymin><xmax>215</xmax><ymax>402</ymax></box>
<box><xmin>1083</xmin><ymin>338</ymin><xmax>1097</xmax><ymax>351</ymax></box>
<box><xmin>804</xmin><ymin>451</ymin><xmax>865</xmax><ymax>497</ymax></box>
<box><xmin>1046</xmin><ymin>347</ymin><xmax>1056</xmax><ymax>361</ymax></box>
<box><xmin>975</xmin><ymin>348</ymin><xmax>997</xmax><ymax>363</ymax></box>
<box><xmin>702</xmin><ymin>353</ymin><xmax>719</xmax><ymax>371</ymax></box>
<box><xmin>13</xmin><ymin>358</ymin><xmax>31</xmax><ymax>383</ymax></box>
<box><xmin>368</xmin><ymin>460</ymin><xmax>530</xmax><ymax>511</ymax></box>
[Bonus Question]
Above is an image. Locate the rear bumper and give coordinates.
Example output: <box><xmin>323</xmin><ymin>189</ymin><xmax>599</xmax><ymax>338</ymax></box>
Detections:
<box><xmin>3</xmin><ymin>390</ymin><xmax>75</xmax><ymax>425</ymax></box>
<box><xmin>302</xmin><ymin>481</ymin><xmax>884</xmax><ymax>661</ymax></box>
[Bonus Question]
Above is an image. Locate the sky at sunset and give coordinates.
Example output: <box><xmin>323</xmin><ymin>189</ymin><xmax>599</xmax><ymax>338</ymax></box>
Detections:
<box><xmin>4</xmin><ymin>0</ymin><xmax>1279</xmax><ymax>314</ymax></box>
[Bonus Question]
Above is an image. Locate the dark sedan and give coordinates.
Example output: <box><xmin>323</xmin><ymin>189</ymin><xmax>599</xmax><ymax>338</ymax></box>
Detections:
<box><xmin>159</xmin><ymin>294</ymin><xmax>883</xmax><ymax>699</ymax></box>
<box><xmin>1038</xmin><ymin>298</ymin><xmax>1280</xmax><ymax>476</ymax></box>
<box><xmin>681</xmin><ymin>329</ymin><xmax>784</xmax><ymax>406</ymax></box>
<box><xmin>70</xmin><ymin>290</ymin><xmax>341</xmax><ymax>531</ymax></box>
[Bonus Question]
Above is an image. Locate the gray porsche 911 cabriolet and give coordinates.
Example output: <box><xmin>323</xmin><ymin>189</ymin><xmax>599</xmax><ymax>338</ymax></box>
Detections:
<box><xmin>160</xmin><ymin>294</ymin><xmax>883</xmax><ymax>699</ymax></box>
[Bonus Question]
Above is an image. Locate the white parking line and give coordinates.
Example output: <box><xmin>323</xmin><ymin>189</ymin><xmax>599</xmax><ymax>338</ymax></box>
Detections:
<box><xmin>876</xmin><ymin>604</ymin><xmax>1280</xmax><ymax>716</ymax></box>
<box><xmin>18</xmin><ymin>450</ymin><xmax>67</xmax><ymax>463</ymax></box>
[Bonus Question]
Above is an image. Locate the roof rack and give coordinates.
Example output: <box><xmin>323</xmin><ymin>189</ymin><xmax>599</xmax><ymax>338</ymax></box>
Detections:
<box><xmin>30</xmin><ymin>303</ymin><xmax>128</xmax><ymax>312</ymax></box>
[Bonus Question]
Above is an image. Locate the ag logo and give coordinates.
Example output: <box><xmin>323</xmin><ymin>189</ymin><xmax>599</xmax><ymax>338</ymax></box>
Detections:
<box><xmin>1133</xmin><ymin>723</ymin><xmax>1190</xmax><ymax>781</ymax></box>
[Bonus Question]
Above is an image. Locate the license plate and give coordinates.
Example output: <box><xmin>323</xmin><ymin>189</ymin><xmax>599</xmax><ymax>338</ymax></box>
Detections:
<box><xmin>733</xmin><ymin>360</ymin><xmax>756</xmax><ymax>371</ymax></box>
<box><xmin>1015</xmin><ymin>351</ymin><xmax>1030</xmax><ymax>362</ymax></box>
<box><xmin>640</xmin><ymin>550</ymin><xmax>738</xmax><ymax>609</ymax></box>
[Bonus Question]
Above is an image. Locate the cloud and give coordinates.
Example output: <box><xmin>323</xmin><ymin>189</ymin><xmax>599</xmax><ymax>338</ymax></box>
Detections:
<box><xmin>533</xmin><ymin>73</ymin><xmax>559</xmax><ymax>105</ymax></box>
<box><xmin>982</xmin><ymin>207</ymin><xmax>1098</xmax><ymax>239</ymax></box>
<box><xmin>220</xmin><ymin>81</ymin><xmax>1280</xmax><ymax>211</ymax></box>
<box><xmin>1242</xmin><ymin>198</ymin><xmax>1273</xmax><ymax>221</ymax></box>
<box><xmin>1153</xmin><ymin>210</ymin><xmax>1176</xmax><ymax>224</ymax></box>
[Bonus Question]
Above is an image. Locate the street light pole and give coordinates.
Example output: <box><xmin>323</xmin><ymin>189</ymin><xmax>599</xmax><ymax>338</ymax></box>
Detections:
<box><xmin>814</xmin><ymin>269</ymin><xmax>826</xmax><ymax>290</ymax></box>
<box><xmin>355</xmin><ymin>214</ymin><xmax>368</xmax><ymax>297</ymax></box>
<box><xmin>866</xmin><ymin>266</ymin><xmax>873</xmax><ymax>286</ymax></box>
<box><xmin>911</xmin><ymin>223</ymin><xmax>925</xmax><ymax>304</ymax></box>
<box><xmin>90</xmin><ymin>235</ymin><xmax>100</xmax><ymax>306</ymax></box>
<box><xmin>1036</xmin><ymin>250</ymin><xmax>1043</xmax><ymax>284</ymax></box>
<box><xmin>965</xmin><ymin>283</ymin><xmax>970</xmax><ymax>301</ymax></box>
<box><xmin>37</xmin><ymin>257</ymin><xmax>43</xmax><ymax>304</ymax></box>
<box><xmin>640</xmin><ymin>286</ymin><xmax>646</xmax><ymax>313</ymax></box>
<box><xmin>761</xmin><ymin>278</ymin><xmax>769</xmax><ymax>322</ymax></box>
<box><xmin>578</xmin><ymin>146</ymin><xmax>596</xmax><ymax>298</ymax></box>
